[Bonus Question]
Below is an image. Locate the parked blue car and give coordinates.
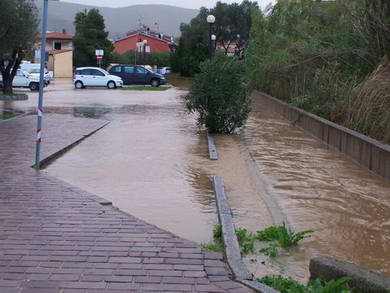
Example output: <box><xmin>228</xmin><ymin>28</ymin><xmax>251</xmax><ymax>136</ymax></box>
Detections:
<box><xmin>109</xmin><ymin>65</ymin><xmax>166</xmax><ymax>87</ymax></box>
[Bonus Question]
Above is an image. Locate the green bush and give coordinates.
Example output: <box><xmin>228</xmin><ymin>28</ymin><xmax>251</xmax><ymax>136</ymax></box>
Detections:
<box><xmin>185</xmin><ymin>54</ymin><xmax>251</xmax><ymax>134</ymax></box>
<box><xmin>256</xmin><ymin>224</ymin><xmax>313</xmax><ymax>249</ymax></box>
<box><xmin>245</xmin><ymin>0</ymin><xmax>390</xmax><ymax>143</ymax></box>
<box><xmin>259</xmin><ymin>275</ymin><xmax>351</xmax><ymax>293</ymax></box>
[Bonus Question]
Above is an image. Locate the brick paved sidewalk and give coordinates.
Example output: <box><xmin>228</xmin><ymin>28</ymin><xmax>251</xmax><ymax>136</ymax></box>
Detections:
<box><xmin>0</xmin><ymin>114</ymin><xmax>251</xmax><ymax>292</ymax></box>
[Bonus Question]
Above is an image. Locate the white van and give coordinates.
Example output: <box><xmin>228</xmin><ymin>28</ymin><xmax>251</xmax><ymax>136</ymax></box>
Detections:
<box><xmin>20</xmin><ymin>63</ymin><xmax>53</xmax><ymax>84</ymax></box>
<box><xmin>0</xmin><ymin>70</ymin><xmax>41</xmax><ymax>91</ymax></box>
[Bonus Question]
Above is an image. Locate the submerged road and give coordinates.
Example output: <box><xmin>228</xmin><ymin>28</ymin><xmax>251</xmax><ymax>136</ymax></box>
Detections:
<box><xmin>2</xmin><ymin>79</ymin><xmax>390</xmax><ymax>284</ymax></box>
<box><xmin>0</xmin><ymin>82</ymin><xmax>251</xmax><ymax>292</ymax></box>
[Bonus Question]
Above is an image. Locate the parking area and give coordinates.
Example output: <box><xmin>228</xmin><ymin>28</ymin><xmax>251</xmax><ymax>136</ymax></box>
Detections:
<box><xmin>3</xmin><ymin>79</ymin><xmax>178</xmax><ymax>111</ymax></box>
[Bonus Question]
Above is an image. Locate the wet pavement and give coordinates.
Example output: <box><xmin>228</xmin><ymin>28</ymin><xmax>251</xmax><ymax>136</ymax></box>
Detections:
<box><xmin>0</xmin><ymin>103</ymin><xmax>250</xmax><ymax>292</ymax></box>
<box><xmin>2</xmin><ymin>79</ymin><xmax>390</xmax><ymax>284</ymax></box>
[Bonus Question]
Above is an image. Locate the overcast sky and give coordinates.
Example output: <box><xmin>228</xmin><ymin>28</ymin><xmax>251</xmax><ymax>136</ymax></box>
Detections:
<box><xmin>62</xmin><ymin>0</ymin><xmax>274</xmax><ymax>9</ymax></box>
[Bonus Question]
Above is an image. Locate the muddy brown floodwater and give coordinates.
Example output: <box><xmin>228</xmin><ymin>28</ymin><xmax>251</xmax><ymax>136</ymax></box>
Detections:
<box><xmin>242</xmin><ymin>95</ymin><xmax>390</xmax><ymax>281</ymax></box>
<box><xmin>41</xmin><ymin>81</ymin><xmax>390</xmax><ymax>283</ymax></box>
<box><xmin>45</xmin><ymin>85</ymin><xmax>271</xmax><ymax>244</ymax></box>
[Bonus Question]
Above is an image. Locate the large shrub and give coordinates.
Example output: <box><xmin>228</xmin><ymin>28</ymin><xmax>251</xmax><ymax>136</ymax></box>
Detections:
<box><xmin>185</xmin><ymin>54</ymin><xmax>250</xmax><ymax>134</ymax></box>
<box><xmin>245</xmin><ymin>0</ymin><xmax>390</xmax><ymax>143</ymax></box>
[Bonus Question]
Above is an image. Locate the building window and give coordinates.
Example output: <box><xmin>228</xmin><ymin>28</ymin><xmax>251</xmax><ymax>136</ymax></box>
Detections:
<box><xmin>54</xmin><ymin>41</ymin><xmax>62</xmax><ymax>50</ymax></box>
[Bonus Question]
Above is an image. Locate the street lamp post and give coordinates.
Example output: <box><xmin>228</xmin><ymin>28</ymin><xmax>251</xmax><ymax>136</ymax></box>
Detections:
<box><xmin>34</xmin><ymin>0</ymin><xmax>49</xmax><ymax>169</ymax></box>
<box><xmin>211</xmin><ymin>34</ymin><xmax>217</xmax><ymax>54</ymax></box>
<box><xmin>143</xmin><ymin>39</ymin><xmax>148</xmax><ymax>63</ymax></box>
<box><xmin>207</xmin><ymin>14</ymin><xmax>216</xmax><ymax>59</ymax></box>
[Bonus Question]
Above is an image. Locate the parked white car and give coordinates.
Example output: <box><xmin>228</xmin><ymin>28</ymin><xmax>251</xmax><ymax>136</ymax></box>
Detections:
<box><xmin>73</xmin><ymin>67</ymin><xmax>123</xmax><ymax>89</ymax></box>
<box><xmin>0</xmin><ymin>70</ymin><xmax>41</xmax><ymax>91</ymax></box>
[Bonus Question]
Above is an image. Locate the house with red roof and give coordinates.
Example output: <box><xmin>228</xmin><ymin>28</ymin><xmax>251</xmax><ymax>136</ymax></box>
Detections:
<box><xmin>45</xmin><ymin>30</ymin><xmax>74</xmax><ymax>52</ymax></box>
<box><xmin>35</xmin><ymin>30</ymin><xmax>74</xmax><ymax>78</ymax></box>
<box><xmin>114</xmin><ymin>31</ymin><xmax>175</xmax><ymax>55</ymax></box>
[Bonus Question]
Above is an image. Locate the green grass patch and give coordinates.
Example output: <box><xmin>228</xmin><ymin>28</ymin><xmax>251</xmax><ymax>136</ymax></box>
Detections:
<box><xmin>168</xmin><ymin>73</ymin><xmax>192</xmax><ymax>89</ymax></box>
<box><xmin>259</xmin><ymin>275</ymin><xmax>351</xmax><ymax>293</ymax></box>
<box><xmin>257</xmin><ymin>224</ymin><xmax>313</xmax><ymax>249</ymax></box>
<box><xmin>201</xmin><ymin>242</ymin><xmax>224</xmax><ymax>252</ymax></box>
<box><xmin>256</xmin><ymin>224</ymin><xmax>313</xmax><ymax>257</ymax></box>
<box><xmin>201</xmin><ymin>224</ymin><xmax>224</xmax><ymax>253</ymax></box>
<box><xmin>0</xmin><ymin>112</ymin><xmax>17</xmax><ymax>120</ymax></box>
<box><xmin>122</xmin><ymin>85</ymin><xmax>170</xmax><ymax>91</ymax></box>
<box><xmin>202</xmin><ymin>224</ymin><xmax>313</xmax><ymax>257</ymax></box>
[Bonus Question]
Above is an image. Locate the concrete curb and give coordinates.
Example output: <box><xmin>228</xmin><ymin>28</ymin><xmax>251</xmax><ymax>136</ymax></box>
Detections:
<box><xmin>212</xmin><ymin>176</ymin><xmax>280</xmax><ymax>293</ymax></box>
<box><xmin>238</xmin><ymin>139</ymin><xmax>289</xmax><ymax>228</ymax></box>
<box><xmin>38</xmin><ymin>121</ymin><xmax>110</xmax><ymax>169</ymax></box>
<box><xmin>207</xmin><ymin>132</ymin><xmax>219</xmax><ymax>160</ymax></box>
<box><xmin>212</xmin><ymin>176</ymin><xmax>251</xmax><ymax>281</ymax></box>
<box><xmin>0</xmin><ymin>94</ymin><xmax>28</xmax><ymax>101</ymax></box>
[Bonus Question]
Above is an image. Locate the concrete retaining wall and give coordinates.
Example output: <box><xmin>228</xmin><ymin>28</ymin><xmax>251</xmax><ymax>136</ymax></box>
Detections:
<box><xmin>310</xmin><ymin>257</ymin><xmax>390</xmax><ymax>292</ymax></box>
<box><xmin>253</xmin><ymin>92</ymin><xmax>390</xmax><ymax>180</ymax></box>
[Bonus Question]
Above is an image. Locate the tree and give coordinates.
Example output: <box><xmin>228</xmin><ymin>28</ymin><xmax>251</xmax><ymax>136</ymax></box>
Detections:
<box><xmin>0</xmin><ymin>0</ymin><xmax>38</xmax><ymax>94</ymax></box>
<box><xmin>73</xmin><ymin>9</ymin><xmax>114</xmax><ymax>68</ymax></box>
<box><xmin>212</xmin><ymin>0</ymin><xmax>258</xmax><ymax>57</ymax></box>
<box><xmin>171</xmin><ymin>8</ymin><xmax>210</xmax><ymax>76</ymax></box>
<box><xmin>171</xmin><ymin>1</ymin><xmax>259</xmax><ymax>76</ymax></box>
<box><xmin>185</xmin><ymin>54</ymin><xmax>250</xmax><ymax>134</ymax></box>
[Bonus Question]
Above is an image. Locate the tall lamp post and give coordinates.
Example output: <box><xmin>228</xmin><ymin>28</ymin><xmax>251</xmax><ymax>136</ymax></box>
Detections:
<box><xmin>207</xmin><ymin>14</ymin><xmax>216</xmax><ymax>59</ymax></box>
<box><xmin>34</xmin><ymin>0</ymin><xmax>49</xmax><ymax>169</ymax></box>
<box><xmin>211</xmin><ymin>34</ymin><xmax>217</xmax><ymax>54</ymax></box>
<box><xmin>143</xmin><ymin>39</ymin><xmax>148</xmax><ymax>64</ymax></box>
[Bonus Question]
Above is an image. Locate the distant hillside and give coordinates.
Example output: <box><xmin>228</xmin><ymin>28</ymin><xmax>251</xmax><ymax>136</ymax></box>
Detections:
<box><xmin>34</xmin><ymin>1</ymin><xmax>198</xmax><ymax>37</ymax></box>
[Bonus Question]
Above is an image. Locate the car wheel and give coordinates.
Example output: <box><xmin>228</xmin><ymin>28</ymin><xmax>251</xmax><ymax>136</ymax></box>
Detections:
<box><xmin>107</xmin><ymin>81</ymin><xmax>116</xmax><ymax>89</ymax></box>
<box><xmin>75</xmin><ymin>81</ymin><xmax>84</xmax><ymax>89</ymax></box>
<box><xmin>151</xmin><ymin>79</ymin><xmax>160</xmax><ymax>87</ymax></box>
<box><xmin>29</xmin><ymin>82</ymin><xmax>39</xmax><ymax>92</ymax></box>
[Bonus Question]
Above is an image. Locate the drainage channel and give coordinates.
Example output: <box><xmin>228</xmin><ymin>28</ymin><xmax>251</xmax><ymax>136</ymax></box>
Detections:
<box><xmin>207</xmin><ymin>133</ymin><xmax>278</xmax><ymax>293</ymax></box>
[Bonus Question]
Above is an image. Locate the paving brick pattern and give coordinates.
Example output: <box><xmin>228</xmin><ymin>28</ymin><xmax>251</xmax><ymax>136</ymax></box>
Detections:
<box><xmin>0</xmin><ymin>115</ymin><xmax>251</xmax><ymax>292</ymax></box>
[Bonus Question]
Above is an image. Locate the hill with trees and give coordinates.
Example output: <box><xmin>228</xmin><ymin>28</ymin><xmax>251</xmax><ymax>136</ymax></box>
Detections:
<box><xmin>34</xmin><ymin>0</ymin><xmax>197</xmax><ymax>36</ymax></box>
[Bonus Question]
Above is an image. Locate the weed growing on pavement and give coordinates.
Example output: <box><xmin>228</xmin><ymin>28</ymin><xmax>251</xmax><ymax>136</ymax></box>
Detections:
<box><xmin>259</xmin><ymin>275</ymin><xmax>351</xmax><ymax>293</ymax></box>
<box><xmin>235</xmin><ymin>228</ymin><xmax>256</xmax><ymax>255</ymax></box>
<box><xmin>256</xmin><ymin>224</ymin><xmax>313</xmax><ymax>256</ymax></box>
<box><xmin>203</xmin><ymin>224</ymin><xmax>313</xmax><ymax>257</ymax></box>
<box><xmin>259</xmin><ymin>242</ymin><xmax>278</xmax><ymax>258</ymax></box>
<box><xmin>0</xmin><ymin>112</ymin><xmax>16</xmax><ymax>120</ymax></box>
<box><xmin>201</xmin><ymin>224</ymin><xmax>224</xmax><ymax>253</ymax></box>
<box><xmin>201</xmin><ymin>242</ymin><xmax>224</xmax><ymax>252</ymax></box>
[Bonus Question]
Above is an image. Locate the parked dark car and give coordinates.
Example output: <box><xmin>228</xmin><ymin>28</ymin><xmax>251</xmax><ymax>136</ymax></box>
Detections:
<box><xmin>108</xmin><ymin>65</ymin><xmax>166</xmax><ymax>87</ymax></box>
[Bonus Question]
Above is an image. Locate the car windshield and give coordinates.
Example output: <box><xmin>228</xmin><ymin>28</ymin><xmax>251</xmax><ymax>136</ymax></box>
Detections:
<box><xmin>144</xmin><ymin>67</ymin><xmax>153</xmax><ymax>73</ymax></box>
<box><xmin>99</xmin><ymin>69</ymin><xmax>110</xmax><ymax>75</ymax></box>
<box><xmin>30</xmin><ymin>69</ymin><xmax>40</xmax><ymax>74</ymax></box>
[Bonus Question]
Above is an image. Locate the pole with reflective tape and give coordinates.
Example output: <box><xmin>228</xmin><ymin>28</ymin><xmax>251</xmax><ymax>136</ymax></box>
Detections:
<box><xmin>34</xmin><ymin>0</ymin><xmax>48</xmax><ymax>169</ymax></box>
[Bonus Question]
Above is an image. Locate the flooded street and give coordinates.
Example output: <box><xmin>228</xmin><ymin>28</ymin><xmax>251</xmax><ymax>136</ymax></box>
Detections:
<box><xmin>242</xmin><ymin>95</ymin><xmax>390</xmax><ymax>281</ymax></box>
<box><xmin>6</xmin><ymin>80</ymin><xmax>389</xmax><ymax>283</ymax></box>
<box><xmin>45</xmin><ymin>92</ymin><xmax>218</xmax><ymax>243</ymax></box>
<box><xmin>36</xmin><ymin>80</ymin><xmax>270</xmax><ymax>244</ymax></box>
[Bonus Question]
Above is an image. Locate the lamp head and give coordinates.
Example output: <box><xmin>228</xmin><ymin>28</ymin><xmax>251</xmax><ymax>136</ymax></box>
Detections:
<box><xmin>207</xmin><ymin>15</ymin><xmax>216</xmax><ymax>24</ymax></box>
